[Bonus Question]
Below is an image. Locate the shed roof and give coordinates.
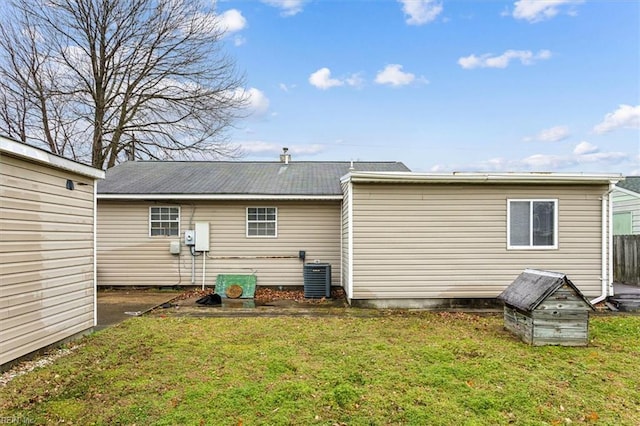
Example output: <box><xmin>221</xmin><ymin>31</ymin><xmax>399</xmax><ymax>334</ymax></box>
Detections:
<box><xmin>0</xmin><ymin>135</ymin><xmax>104</xmax><ymax>180</ymax></box>
<box><xmin>617</xmin><ymin>176</ymin><xmax>640</xmax><ymax>195</ymax></box>
<box><xmin>497</xmin><ymin>269</ymin><xmax>594</xmax><ymax>311</ymax></box>
<box><xmin>97</xmin><ymin>160</ymin><xmax>410</xmax><ymax>199</ymax></box>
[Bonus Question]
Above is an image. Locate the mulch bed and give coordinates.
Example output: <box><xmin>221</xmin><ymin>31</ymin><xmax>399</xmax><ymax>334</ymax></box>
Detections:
<box><xmin>172</xmin><ymin>287</ymin><xmax>345</xmax><ymax>305</ymax></box>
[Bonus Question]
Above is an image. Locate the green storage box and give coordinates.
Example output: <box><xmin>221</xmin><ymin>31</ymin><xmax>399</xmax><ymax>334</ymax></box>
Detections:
<box><xmin>215</xmin><ymin>274</ymin><xmax>257</xmax><ymax>299</ymax></box>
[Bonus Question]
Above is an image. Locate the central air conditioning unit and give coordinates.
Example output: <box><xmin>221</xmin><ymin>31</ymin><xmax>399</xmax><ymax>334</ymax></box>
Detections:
<box><xmin>303</xmin><ymin>263</ymin><xmax>331</xmax><ymax>298</ymax></box>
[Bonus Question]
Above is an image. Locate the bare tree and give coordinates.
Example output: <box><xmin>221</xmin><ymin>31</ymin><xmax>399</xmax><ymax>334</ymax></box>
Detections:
<box><xmin>0</xmin><ymin>0</ymin><xmax>247</xmax><ymax>169</ymax></box>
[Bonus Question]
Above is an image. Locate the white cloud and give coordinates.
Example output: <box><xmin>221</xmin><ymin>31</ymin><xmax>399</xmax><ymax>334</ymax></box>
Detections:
<box><xmin>218</xmin><ymin>9</ymin><xmax>247</xmax><ymax>34</ymax></box>
<box><xmin>308</xmin><ymin>68</ymin><xmax>362</xmax><ymax>90</ymax></box>
<box><xmin>240</xmin><ymin>141</ymin><xmax>281</xmax><ymax>155</ymax></box>
<box><xmin>247</xmin><ymin>88</ymin><xmax>270</xmax><ymax>116</ymax></box>
<box><xmin>518</xmin><ymin>142</ymin><xmax>627</xmax><ymax>169</ymax></box>
<box><xmin>309</xmin><ymin>68</ymin><xmax>344</xmax><ymax>90</ymax></box>
<box><xmin>458</xmin><ymin>49</ymin><xmax>552</xmax><ymax>69</ymax></box>
<box><xmin>593</xmin><ymin>104</ymin><xmax>640</xmax><ymax>134</ymax></box>
<box><xmin>375</xmin><ymin>64</ymin><xmax>416</xmax><ymax>87</ymax></box>
<box><xmin>512</xmin><ymin>0</ymin><xmax>583</xmax><ymax>23</ymax></box>
<box><xmin>429</xmin><ymin>164</ymin><xmax>449</xmax><ymax>172</ymax></box>
<box><xmin>279</xmin><ymin>83</ymin><xmax>296</xmax><ymax>92</ymax></box>
<box><xmin>261</xmin><ymin>0</ymin><xmax>305</xmax><ymax>16</ymax></box>
<box><xmin>520</xmin><ymin>153</ymin><xmax>568</xmax><ymax>169</ymax></box>
<box><xmin>398</xmin><ymin>0</ymin><xmax>443</xmax><ymax>25</ymax></box>
<box><xmin>429</xmin><ymin>141</ymin><xmax>629</xmax><ymax>172</ymax></box>
<box><xmin>573</xmin><ymin>141</ymin><xmax>598</xmax><ymax>155</ymax></box>
<box><xmin>525</xmin><ymin>125</ymin><xmax>570</xmax><ymax>142</ymax></box>
<box><xmin>576</xmin><ymin>150</ymin><xmax>627</xmax><ymax>164</ymax></box>
<box><xmin>573</xmin><ymin>141</ymin><xmax>629</xmax><ymax>164</ymax></box>
<box><xmin>233</xmin><ymin>87</ymin><xmax>270</xmax><ymax>116</ymax></box>
<box><xmin>289</xmin><ymin>144</ymin><xmax>326</xmax><ymax>155</ymax></box>
<box><xmin>345</xmin><ymin>73</ymin><xmax>365</xmax><ymax>89</ymax></box>
<box><xmin>240</xmin><ymin>141</ymin><xmax>325</xmax><ymax>157</ymax></box>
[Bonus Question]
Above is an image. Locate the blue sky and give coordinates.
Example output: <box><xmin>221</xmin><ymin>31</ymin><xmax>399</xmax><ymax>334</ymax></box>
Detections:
<box><xmin>218</xmin><ymin>0</ymin><xmax>640</xmax><ymax>174</ymax></box>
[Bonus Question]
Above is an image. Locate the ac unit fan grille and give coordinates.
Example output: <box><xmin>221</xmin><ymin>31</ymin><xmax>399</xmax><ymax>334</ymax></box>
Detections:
<box><xmin>303</xmin><ymin>263</ymin><xmax>331</xmax><ymax>298</ymax></box>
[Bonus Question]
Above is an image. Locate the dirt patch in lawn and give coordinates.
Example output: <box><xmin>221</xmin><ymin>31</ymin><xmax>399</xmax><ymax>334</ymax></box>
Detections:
<box><xmin>149</xmin><ymin>286</ymin><xmax>378</xmax><ymax>318</ymax></box>
<box><xmin>171</xmin><ymin>286</ymin><xmax>347</xmax><ymax>306</ymax></box>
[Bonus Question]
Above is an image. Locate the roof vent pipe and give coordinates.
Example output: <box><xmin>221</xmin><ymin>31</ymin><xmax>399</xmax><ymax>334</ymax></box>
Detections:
<box><xmin>280</xmin><ymin>147</ymin><xmax>291</xmax><ymax>164</ymax></box>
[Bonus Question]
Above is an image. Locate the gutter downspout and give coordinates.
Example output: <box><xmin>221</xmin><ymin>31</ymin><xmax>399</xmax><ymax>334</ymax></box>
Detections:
<box><xmin>608</xmin><ymin>187</ymin><xmax>614</xmax><ymax>297</ymax></box>
<box><xmin>592</xmin><ymin>184</ymin><xmax>616</xmax><ymax>304</ymax></box>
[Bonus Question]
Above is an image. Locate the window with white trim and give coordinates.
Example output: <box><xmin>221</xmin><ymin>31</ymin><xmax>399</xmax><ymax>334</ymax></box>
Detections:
<box><xmin>507</xmin><ymin>199</ymin><xmax>557</xmax><ymax>249</ymax></box>
<box><xmin>247</xmin><ymin>207</ymin><xmax>277</xmax><ymax>237</ymax></box>
<box><xmin>149</xmin><ymin>206</ymin><xmax>180</xmax><ymax>236</ymax></box>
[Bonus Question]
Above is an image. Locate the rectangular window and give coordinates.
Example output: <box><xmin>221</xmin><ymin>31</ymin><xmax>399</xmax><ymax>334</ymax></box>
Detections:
<box><xmin>149</xmin><ymin>206</ymin><xmax>180</xmax><ymax>236</ymax></box>
<box><xmin>507</xmin><ymin>199</ymin><xmax>557</xmax><ymax>249</ymax></box>
<box><xmin>247</xmin><ymin>207</ymin><xmax>277</xmax><ymax>237</ymax></box>
<box><xmin>613</xmin><ymin>212</ymin><xmax>633</xmax><ymax>235</ymax></box>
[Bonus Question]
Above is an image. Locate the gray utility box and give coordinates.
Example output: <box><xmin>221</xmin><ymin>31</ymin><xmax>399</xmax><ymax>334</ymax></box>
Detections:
<box><xmin>303</xmin><ymin>263</ymin><xmax>331</xmax><ymax>299</ymax></box>
<box><xmin>498</xmin><ymin>269</ymin><xmax>594</xmax><ymax>346</ymax></box>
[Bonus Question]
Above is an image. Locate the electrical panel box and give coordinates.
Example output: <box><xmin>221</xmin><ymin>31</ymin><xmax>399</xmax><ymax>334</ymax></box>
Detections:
<box><xmin>184</xmin><ymin>230</ymin><xmax>195</xmax><ymax>246</ymax></box>
<box><xmin>169</xmin><ymin>241</ymin><xmax>181</xmax><ymax>254</ymax></box>
<box><xmin>195</xmin><ymin>222</ymin><xmax>210</xmax><ymax>252</ymax></box>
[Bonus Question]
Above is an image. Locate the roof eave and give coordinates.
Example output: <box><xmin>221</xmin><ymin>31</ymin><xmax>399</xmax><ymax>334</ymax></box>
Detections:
<box><xmin>1</xmin><ymin>135</ymin><xmax>105</xmax><ymax>180</ymax></box>
<box><xmin>613</xmin><ymin>186</ymin><xmax>640</xmax><ymax>198</ymax></box>
<box><xmin>342</xmin><ymin>171</ymin><xmax>623</xmax><ymax>185</ymax></box>
<box><xmin>97</xmin><ymin>193</ymin><xmax>343</xmax><ymax>201</ymax></box>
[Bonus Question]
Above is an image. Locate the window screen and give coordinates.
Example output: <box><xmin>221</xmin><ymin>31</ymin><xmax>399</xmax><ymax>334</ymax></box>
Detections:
<box><xmin>247</xmin><ymin>207</ymin><xmax>277</xmax><ymax>237</ymax></box>
<box><xmin>150</xmin><ymin>206</ymin><xmax>180</xmax><ymax>236</ymax></box>
<box><xmin>508</xmin><ymin>200</ymin><xmax>557</xmax><ymax>249</ymax></box>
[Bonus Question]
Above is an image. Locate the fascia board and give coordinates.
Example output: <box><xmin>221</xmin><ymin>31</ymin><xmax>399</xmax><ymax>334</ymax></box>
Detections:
<box><xmin>1</xmin><ymin>136</ymin><xmax>105</xmax><ymax>180</ymax></box>
<box><xmin>344</xmin><ymin>171</ymin><xmax>623</xmax><ymax>185</ymax></box>
<box><xmin>0</xmin><ymin>136</ymin><xmax>105</xmax><ymax>179</ymax></box>
<box><xmin>613</xmin><ymin>186</ymin><xmax>640</xmax><ymax>198</ymax></box>
<box><xmin>97</xmin><ymin>193</ymin><xmax>343</xmax><ymax>201</ymax></box>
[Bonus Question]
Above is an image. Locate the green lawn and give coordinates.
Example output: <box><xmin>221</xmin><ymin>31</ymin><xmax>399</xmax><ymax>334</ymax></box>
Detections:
<box><xmin>1</xmin><ymin>313</ymin><xmax>639</xmax><ymax>425</ymax></box>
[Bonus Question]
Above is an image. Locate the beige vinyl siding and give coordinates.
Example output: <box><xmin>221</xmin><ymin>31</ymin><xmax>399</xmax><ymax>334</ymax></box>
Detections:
<box><xmin>1</xmin><ymin>154</ymin><xmax>96</xmax><ymax>366</ymax></box>
<box><xmin>97</xmin><ymin>200</ymin><xmax>341</xmax><ymax>288</ymax></box>
<box><xmin>349</xmin><ymin>183</ymin><xmax>607</xmax><ymax>299</ymax></box>
<box><xmin>341</xmin><ymin>181</ymin><xmax>351</xmax><ymax>296</ymax></box>
<box><xmin>612</xmin><ymin>189</ymin><xmax>640</xmax><ymax>234</ymax></box>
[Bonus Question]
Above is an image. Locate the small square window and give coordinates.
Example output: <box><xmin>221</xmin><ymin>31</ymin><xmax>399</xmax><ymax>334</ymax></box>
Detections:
<box><xmin>149</xmin><ymin>206</ymin><xmax>180</xmax><ymax>237</ymax></box>
<box><xmin>247</xmin><ymin>207</ymin><xmax>277</xmax><ymax>237</ymax></box>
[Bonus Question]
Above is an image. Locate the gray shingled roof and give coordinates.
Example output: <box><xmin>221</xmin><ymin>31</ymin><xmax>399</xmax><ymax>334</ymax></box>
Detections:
<box><xmin>618</xmin><ymin>176</ymin><xmax>640</xmax><ymax>195</ymax></box>
<box><xmin>98</xmin><ymin>161</ymin><xmax>410</xmax><ymax>196</ymax></box>
<box><xmin>497</xmin><ymin>269</ymin><xmax>594</xmax><ymax>311</ymax></box>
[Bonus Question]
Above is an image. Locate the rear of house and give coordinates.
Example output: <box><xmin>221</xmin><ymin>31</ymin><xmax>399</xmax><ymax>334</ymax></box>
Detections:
<box><xmin>98</xmin><ymin>199</ymin><xmax>343</xmax><ymax>288</ymax></box>
<box><xmin>341</xmin><ymin>172</ymin><xmax>620</xmax><ymax>308</ymax></box>
<box><xmin>96</xmin><ymin>160</ymin><xmax>409</xmax><ymax>289</ymax></box>
<box><xmin>96</xmin><ymin>160</ymin><xmax>620</xmax><ymax>308</ymax></box>
<box><xmin>0</xmin><ymin>136</ymin><xmax>104</xmax><ymax>369</ymax></box>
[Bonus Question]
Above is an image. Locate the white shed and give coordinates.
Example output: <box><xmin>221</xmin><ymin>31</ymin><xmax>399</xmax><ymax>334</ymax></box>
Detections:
<box><xmin>1</xmin><ymin>136</ymin><xmax>104</xmax><ymax>369</ymax></box>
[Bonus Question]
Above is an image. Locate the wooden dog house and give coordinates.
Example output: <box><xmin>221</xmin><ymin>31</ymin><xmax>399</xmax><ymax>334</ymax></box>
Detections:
<box><xmin>498</xmin><ymin>269</ymin><xmax>594</xmax><ymax>346</ymax></box>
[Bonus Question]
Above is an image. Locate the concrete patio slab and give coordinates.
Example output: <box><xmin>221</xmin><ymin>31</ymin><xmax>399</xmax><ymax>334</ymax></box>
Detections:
<box><xmin>96</xmin><ymin>289</ymin><xmax>180</xmax><ymax>330</ymax></box>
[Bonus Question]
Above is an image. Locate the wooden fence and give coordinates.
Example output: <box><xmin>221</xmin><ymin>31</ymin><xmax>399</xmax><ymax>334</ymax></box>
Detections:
<box><xmin>613</xmin><ymin>235</ymin><xmax>640</xmax><ymax>285</ymax></box>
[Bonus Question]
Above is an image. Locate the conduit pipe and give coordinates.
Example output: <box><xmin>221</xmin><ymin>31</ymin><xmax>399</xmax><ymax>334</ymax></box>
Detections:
<box><xmin>191</xmin><ymin>255</ymin><xmax>195</xmax><ymax>286</ymax></box>
<box><xmin>202</xmin><ymin>254</ymin><xmax>206</xmax><ymax>291</ymax></box>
